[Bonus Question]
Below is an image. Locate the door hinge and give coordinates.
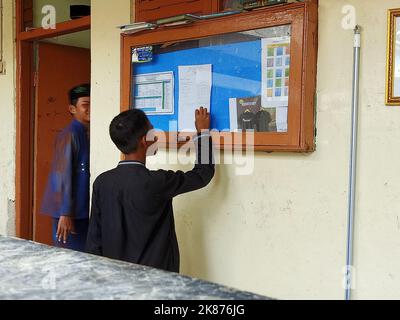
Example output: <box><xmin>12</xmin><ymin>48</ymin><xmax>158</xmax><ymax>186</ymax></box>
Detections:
<box><xmin>33</xmin><ymin>71</ymin><xmax>38</xmax><ymax>87</ymax></box>
<box><xmin>0</xmin><ymin>61</ymin><xmax>5</xmax><ymax>75</ymax></box>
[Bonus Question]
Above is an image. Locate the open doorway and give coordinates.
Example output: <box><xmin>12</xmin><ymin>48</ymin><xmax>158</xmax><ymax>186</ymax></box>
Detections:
<box><xmin>33</xmin><ymin>35</ymin><xmax>90</xmax><ymax>245</ymax></box>
<box><xmin>15</xmin><ymin>1</ymin><xmax>91</xmax><ymax>244</ymax></box>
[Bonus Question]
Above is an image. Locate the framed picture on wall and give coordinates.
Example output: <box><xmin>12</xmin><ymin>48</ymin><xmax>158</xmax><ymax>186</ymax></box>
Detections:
<box><xmin>386</xmin><ymin>9</ymin><xmax>400</xmax><ymax>105</ymax></box>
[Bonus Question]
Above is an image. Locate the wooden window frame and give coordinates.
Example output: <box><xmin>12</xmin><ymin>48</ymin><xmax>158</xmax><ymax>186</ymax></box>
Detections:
<box><xmin>121</xmin><ymin>0</ymin><xmax>318</xmax><ymax>152</ymax></box>
<box><xmin>134</xmin><ymin>0</ymin><xmax>223</xmax><ymax>23</ymax></box>
<box><xmin>15</xmin><ymin>0</ymin><xmax>90</xmax><ymax>239</ymax></box>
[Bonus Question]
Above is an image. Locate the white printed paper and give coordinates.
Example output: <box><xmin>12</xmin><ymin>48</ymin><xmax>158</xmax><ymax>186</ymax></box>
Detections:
<box><xmin>229</xmin><ymin>98</ymin><xmax>238</xmax><ymax>132</ymax></box>
<box><xmin>261</xmin><ymin>36</ymin><xmax>290</xmax><ymax>132</ymax></box>
<box><xmin>134</xmin><ymin>72</ymin><xmax>174</xmax><ymax>115</ymax></box>
<box><xmin>178</xmin><ymin>64</ymin><xmax>212</xmax><ymax>131</ymax></box>
<box><xmin>276</xmin><ymin>107</ymin><xmax>288</xmax><ymax>133</ymax></box>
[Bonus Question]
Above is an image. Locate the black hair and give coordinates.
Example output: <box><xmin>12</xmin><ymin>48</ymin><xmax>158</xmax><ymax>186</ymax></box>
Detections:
<box><xmin>69</xmin><ymin>83</ymin><xmax>90</xmax><ymax>106</ymax></box>
<box><xmin>109</xmin><ymin>109</ymin><xmax>151</xmax><ymax>154</ymax></box>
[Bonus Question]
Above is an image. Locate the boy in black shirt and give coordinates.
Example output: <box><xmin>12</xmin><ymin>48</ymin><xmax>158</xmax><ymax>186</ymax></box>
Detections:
<box><xmin>86</xmin><ymin>107</ymin><xmax>214</xmax><ymax>272</ymax></box>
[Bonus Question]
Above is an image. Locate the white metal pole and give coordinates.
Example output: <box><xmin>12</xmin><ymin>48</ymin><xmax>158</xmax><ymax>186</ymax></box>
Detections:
<box><xmin>345</xmin><ymin>25</ymin><xmax>361</xmax><ymax>301</ymax></box>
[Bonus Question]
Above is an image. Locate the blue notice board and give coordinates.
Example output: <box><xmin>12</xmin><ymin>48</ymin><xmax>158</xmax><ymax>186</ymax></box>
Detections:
<box><xmin>132</xmin><ymin>39</ymin><xmax>262</xmax><ymax>131</ymax></box>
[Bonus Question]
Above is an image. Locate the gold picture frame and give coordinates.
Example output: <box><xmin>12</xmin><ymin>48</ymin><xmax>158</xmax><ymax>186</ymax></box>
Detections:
<box><xmin>386</xmin><ymin>9</ymin><xmax>400</xmax><ymax>105</ymax></box>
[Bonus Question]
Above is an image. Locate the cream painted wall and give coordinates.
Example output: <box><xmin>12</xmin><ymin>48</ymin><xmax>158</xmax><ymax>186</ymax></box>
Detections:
<box><xmin>33</xmin><ymin>0</ymin><xmax>90</xmax><ymax>48</ymax></box>
<box><xmin>336</xmin><ymin>0</ymin><xmax>400</xmax><ymax>300</ymax></box>
<box><xmin>0</xmin><ymin>0</ymin><xmax>16</xmax><ymax>236</ymax></box>
<box><xmin>90</xmin><ymin>1</ymin><xmax>130</xmax><ymax>178</ymax></box>
<box><xmin>91</xmin><ymin>0</ymin><xmax>400</xmax><ymax>300</ymax></box>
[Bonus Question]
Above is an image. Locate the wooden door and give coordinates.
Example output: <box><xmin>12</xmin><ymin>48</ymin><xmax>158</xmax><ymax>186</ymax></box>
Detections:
<box><xmin>33</xmin><ymin>42</ymin><xmax>90</xmax><ymax>246</ymax></box>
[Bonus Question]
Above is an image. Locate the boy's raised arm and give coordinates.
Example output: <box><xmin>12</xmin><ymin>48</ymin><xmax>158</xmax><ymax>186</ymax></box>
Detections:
<box><xmin>153</xmin><ymin>107</ymin><xmax>215</xmax><ymax>199</ymax></box>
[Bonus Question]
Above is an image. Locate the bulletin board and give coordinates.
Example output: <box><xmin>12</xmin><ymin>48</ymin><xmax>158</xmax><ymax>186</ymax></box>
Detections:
<box><xmin>122</xmin><ymin>1</ymin><xmax>318</xmax><ymax>152</ymax></box>
<box><xmin>134</xmin><ymin>39</ymin><xmax>264</xmax><ymax>131</ymax></box>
